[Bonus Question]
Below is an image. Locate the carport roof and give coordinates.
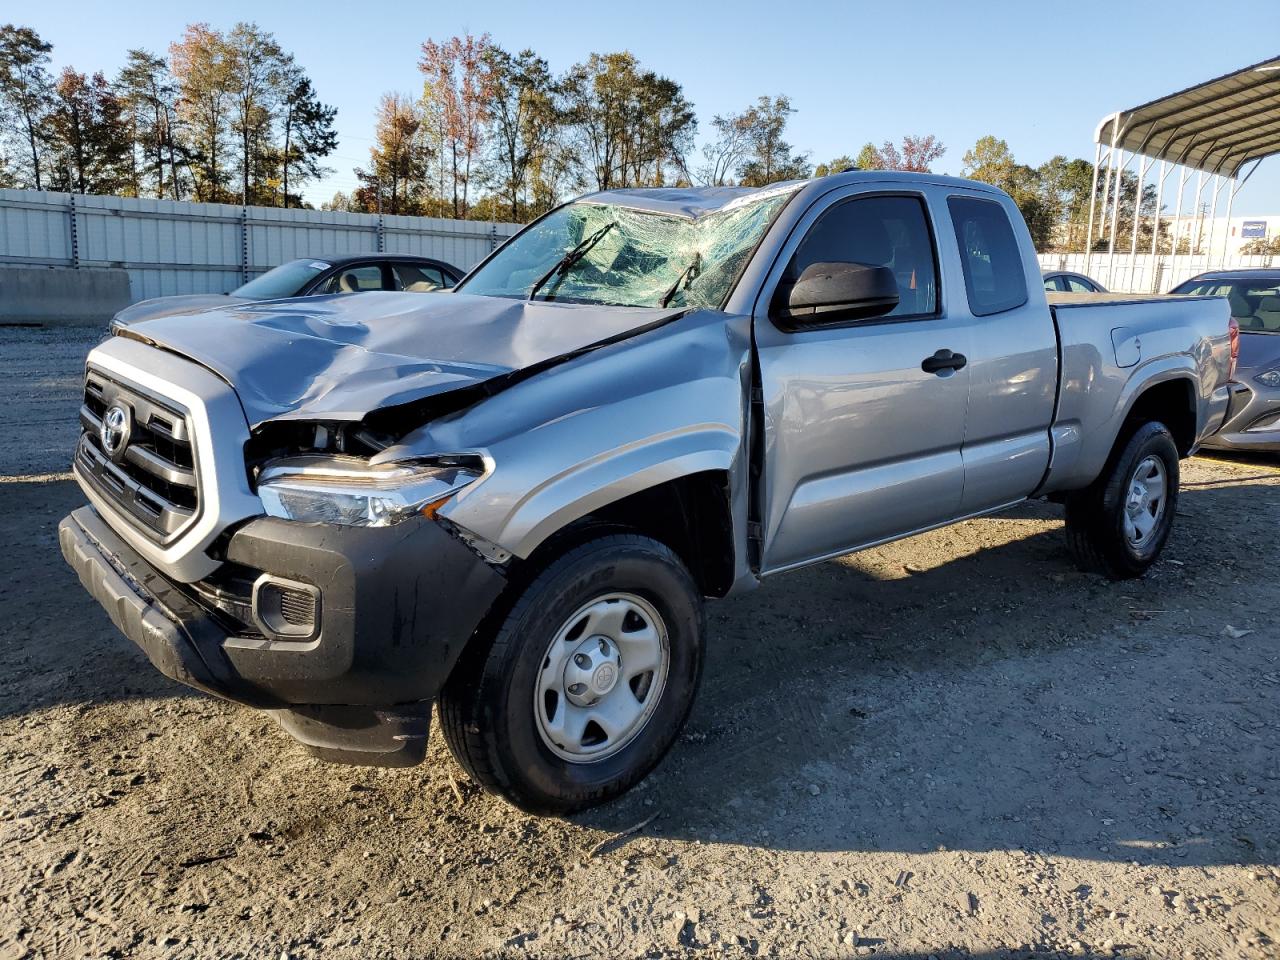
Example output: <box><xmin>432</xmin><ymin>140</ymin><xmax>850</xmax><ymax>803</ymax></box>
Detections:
<box><xmin>1095</xmin><ymin>55</ymin><xmax>1280</xmax><ymax>176</ymax></box>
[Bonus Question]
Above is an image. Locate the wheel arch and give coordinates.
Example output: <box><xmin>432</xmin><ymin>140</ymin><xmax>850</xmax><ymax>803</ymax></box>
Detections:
<box><xmin>1116</xmin><ymin>374</ymin><xmax>1198</xmax><ymax>458</ymax></box>
<box><xmin>518</xmin><ymin>469</ymin><xmax>738</xmax><ymax>600</ymax></box>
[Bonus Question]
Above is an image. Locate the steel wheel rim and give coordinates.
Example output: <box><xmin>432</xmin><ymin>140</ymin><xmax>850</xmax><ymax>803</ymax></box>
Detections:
<box><xmin>534</xmin><ymin>592</ymin><xmax>670</xmax><ymax>763</ymax></box>
<box><xmin>1123</xmin><ymin>454</ymin><xmax>1167</xmax><ymax>549</ymax></box>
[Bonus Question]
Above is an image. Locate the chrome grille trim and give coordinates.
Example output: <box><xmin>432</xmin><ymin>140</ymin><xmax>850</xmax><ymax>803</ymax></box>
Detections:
<box><xmin>72</xmin><ymin>337</ymin><xmax>265</xmax><ymax>584</ymax></box>
<box><xmin>78</xmin><ymin>373</ymin><xmax>201</xmax><ymax>544</ymax></box>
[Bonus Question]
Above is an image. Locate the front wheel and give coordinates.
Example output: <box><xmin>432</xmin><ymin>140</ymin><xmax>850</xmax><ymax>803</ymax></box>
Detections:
<box><xmin>1064</xmin><ymin>420</ymin><xmax>1180</xmax><ymax>579</ymax></box>
<box><xmin>438</xmin><ymin>534</ymin><xmax>705</xmax><ymax>815</ymax></box>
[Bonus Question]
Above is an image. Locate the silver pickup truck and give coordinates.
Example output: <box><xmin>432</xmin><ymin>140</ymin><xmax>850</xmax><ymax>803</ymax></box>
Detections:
<box><xmin>60</xmin><ymin>172</ymin><xmax>1236</xmax><ymax>814</ymax></box>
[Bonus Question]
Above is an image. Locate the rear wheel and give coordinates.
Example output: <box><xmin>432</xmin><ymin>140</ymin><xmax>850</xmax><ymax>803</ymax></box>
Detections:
<box><xmin>439</xmin><ymin>534</ymin><xmax>704</xmax><ymax>814</ymax></box>
<box><xmin>1064</xmin><ymin>421</ymin><xmax>1180</xmax><ymax>579</ymax></box>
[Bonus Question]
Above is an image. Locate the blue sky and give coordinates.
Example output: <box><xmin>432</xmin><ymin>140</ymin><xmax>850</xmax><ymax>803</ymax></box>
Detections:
<box><xmin>21</xmin><ymin>0</ymin><xmax>1280</xmax><ymax>213</ymax></box>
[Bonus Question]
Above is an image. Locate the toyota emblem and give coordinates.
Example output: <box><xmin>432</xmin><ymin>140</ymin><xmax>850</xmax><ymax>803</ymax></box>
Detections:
<box><xmin>99</xmin><ymin>404</ymin><xmax>132</xmax><ymax>462</ymax></box>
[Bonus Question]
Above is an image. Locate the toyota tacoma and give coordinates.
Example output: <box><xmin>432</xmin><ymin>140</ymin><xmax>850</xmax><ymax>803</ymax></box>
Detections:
<box><xmin>60</xmin><ymin>172</ymin><xmax>1236</xmax><ymax>814</ymax></box>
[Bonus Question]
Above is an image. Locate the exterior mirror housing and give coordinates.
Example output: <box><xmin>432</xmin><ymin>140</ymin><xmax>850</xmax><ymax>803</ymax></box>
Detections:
<box><xmin>772</xmin><ymin>261</ymin><xmax>900</xmax><ymax>328</ymax></box>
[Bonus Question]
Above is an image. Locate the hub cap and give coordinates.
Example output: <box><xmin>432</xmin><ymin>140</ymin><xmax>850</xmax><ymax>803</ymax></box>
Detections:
<box><xmin>1123</xmin><ymin>454</ymin><xmax>1167</xmax><ymax>548</ymax></box>
<box><xmin>535</xmin><ymin>593</ymin><xmax>670</xmax><ymax>763</ymax></box>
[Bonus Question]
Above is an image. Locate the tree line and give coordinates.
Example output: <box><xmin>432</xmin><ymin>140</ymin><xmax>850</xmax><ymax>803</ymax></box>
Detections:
<box><xmin>3</xmin><ymin>23</ymin><xmax>1121</xmax><ymax>252</ymax></box>
<box><xmin>0</xmin><ymin>22</ymin><xmax>337</xmax><ymax>206</ymax></box>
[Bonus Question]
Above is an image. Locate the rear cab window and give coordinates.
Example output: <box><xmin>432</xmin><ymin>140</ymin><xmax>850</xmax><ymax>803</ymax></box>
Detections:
<box><xmin>948</xmin><ymin>196</ymin><xmax>1028</xmax><ymax>316</ymax></box>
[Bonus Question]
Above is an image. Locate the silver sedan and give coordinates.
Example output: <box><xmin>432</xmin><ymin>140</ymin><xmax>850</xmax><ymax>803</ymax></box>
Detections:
<box><xmin>1172</xmin><ymin>271</ymin><xmax>1280</xmax><ymax>453</ymax></box>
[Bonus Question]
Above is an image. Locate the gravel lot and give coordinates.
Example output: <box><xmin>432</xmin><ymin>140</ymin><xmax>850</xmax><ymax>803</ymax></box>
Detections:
<box><xmin>1</xmin><ymin>326</ymin><xmax>1278</xmax><ymax>960</ymax></box>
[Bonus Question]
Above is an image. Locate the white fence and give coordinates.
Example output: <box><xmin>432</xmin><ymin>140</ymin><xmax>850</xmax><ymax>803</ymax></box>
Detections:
<box><xmin>0</xmin><ymin>189</ymin><xmax>521</xmax><ymax>303</ymax></box>
<box><xmin>1037</xmin><ymin>252</ymin><xmax>1277</xmax><ymax>294</ymax></box>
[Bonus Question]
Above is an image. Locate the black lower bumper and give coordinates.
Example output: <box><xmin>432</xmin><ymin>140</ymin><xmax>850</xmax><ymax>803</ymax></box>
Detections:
<box><xmin>59</xmin><ymin>505</ymin><xmax>507</xmax><ymax>764</ymax></box>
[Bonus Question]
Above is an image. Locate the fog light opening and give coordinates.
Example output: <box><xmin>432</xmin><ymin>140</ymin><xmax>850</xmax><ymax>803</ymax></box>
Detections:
<box><xmin>251</xmin><ymin>575</ymin><xmax>321</xmax><ymax>640</ymax></box>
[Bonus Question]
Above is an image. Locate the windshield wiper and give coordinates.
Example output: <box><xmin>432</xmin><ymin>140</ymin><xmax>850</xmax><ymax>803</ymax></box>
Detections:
<box><xmin>528</xmin><ymin>222</ymin><xmax>617</xmax><ymax>302</ymax></box>
<box><xmin>659</xmin><ymin>252</ymin><xmax>702</xmax><ymax>308</ymax></box>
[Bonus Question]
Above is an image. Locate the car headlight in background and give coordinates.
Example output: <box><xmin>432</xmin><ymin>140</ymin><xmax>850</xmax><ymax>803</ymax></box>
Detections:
<box><xmin>257</xmin><ymin>455</ymin><xmax>483</xmax><ymax>527</ymax></box>
<box><xmin>1255</xmin><ymin>368</ymin><xmax>1280</xmax><ymax>388</ymax></box>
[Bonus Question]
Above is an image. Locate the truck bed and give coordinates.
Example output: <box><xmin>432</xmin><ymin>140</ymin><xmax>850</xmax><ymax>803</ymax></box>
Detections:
<box><xmin>1042</xmin><ymin>292</ymin><xmax>1232</xmax><ymax>493</ymax></box>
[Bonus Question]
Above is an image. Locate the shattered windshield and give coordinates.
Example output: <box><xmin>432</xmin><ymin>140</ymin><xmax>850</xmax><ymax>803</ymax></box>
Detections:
<box><xmin>458</xmin><ymin>189</ymin><xmax>798</xmax><ymax>309</ymax></box>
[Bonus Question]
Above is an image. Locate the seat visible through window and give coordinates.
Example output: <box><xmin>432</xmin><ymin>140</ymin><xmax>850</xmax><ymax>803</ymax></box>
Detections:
<box><xmin>394</xmin><ymin>263</ymin><xmax>448</xmax><ymax>292</ymax></box>
<box><xmin>318</xmin><ymin>264</ymin><xmax>383</xmax><ymax>295</ymax></box>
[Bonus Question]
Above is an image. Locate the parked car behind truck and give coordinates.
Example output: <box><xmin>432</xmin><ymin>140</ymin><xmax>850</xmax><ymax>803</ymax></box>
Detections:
<box><xmin>111</xmin><ymin>253</ymin><xmax>463</xmax><ymax>327</ymax></box>
<box><xmin>1169</xmin><ymin>270</ymin><xmax>1280</xmax><ymax>453</ymax></box>
<box><xmin>59</xmin><ymin>172</ymin><xmax>1236</xmax><ymax>814</ymax></box>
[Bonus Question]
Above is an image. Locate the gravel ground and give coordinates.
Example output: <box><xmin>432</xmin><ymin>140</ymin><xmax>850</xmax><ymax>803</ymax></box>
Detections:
<box><xmin>1</xmin><ymin>327</ymin><xmax>1278</xmax><ymax>960</ymax></box>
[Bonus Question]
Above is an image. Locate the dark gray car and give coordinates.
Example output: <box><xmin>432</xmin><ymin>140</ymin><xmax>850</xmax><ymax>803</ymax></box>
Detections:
<box><xmin>1043</xmin><ymin>270</ymin><xmax>1107</xmax><ymax>293</ymax></box>
<box><xmin>112</xmin><ymin>253</ymin><xmax>463</xmax><ymax>327</ymax></box>
<box><xmin>1171</xmin><ymin>270</ymin><xmax>1280</xmax><ymax>453</ymax></box>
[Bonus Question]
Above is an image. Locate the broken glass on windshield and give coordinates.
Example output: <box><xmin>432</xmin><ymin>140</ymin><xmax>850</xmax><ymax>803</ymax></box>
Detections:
<box><xmin>459</xmin><ymin>188</ymin><xmax>799</xmax><ymax>310</ymax></box>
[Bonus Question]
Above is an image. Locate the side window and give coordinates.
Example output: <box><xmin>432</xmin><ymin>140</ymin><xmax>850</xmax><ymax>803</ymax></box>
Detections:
<box><xmin>1043</xmin><ymin>276</ymin><xmax>1066</xmax><ymax>292</ymax></box>
<box><xmin>948</xmin><ymin>196</ymin><xmax>1028</xmax><ymax>316</ymax></box>
<box><xmin>317</xmin><ymin>264</ymin><xmax>383</xmax><ymax>295</ymax></box>
<box><xmin>394</xmin><ymin>263</ymin><xmax>447</xmax><ymax>292</ymax></box>
<box><xmin>789</xmin><ymin>194</ymin><xmax>938</xmax><ymax>318</ymax></box>
<box><xmin>1065</xmin><ymin>277</ymin><xmax>1094</xmax><ymax>293</ymax></box>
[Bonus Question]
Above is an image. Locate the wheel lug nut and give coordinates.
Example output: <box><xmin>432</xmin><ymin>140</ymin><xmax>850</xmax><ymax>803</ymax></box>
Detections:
<box><xmin>568</xmin><ymin>682</ymin><xmax>586</xmax><ymax>695</ymax></box>
<box><xmin>574</xmin><ymin>653</ymin><xmax>591</xmax><ymax>669</ymax></box>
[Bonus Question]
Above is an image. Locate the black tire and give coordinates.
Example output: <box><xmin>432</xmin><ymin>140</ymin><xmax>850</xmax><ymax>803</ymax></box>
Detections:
<box><xmin>439</xmin><ymin>534</ymin><xmax>705</xmax><ymax>815</ymax></box>
<box><xmin>1064</xmin><ymin>420</ymin><xmax>1180</xmax><ymax>580</ymax></box>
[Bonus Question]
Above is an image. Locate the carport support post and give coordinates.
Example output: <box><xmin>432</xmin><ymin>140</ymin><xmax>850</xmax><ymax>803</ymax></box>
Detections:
<box><xmin>1204</xmin><ymin>175</ymin><xmax>1227</xmax><ymax>266</ymax></box>
<box><xmin>1150</xmin><ymin>160</ymin><xmax>1172</xmax><ymax>291</ymax></box>
<box><xmin>1097</xmin><ymin>120</ymin><xmax>1121</xmax><ymax>255</ymax></box>
<box><xmin>1170</xmin><ymin>166</ymin><xmax>1189</xmax><ymax>288</ymax></box>
<box><xmin>1218</xmin><ymin>175</ymin><xmax>1239</xmax><ymax>268</ymax></box>
<box><xmin>1084</xmin><ymin>140</ymin><xmax>1103</xmax><ymax>276</ymax></box>
<box><xmin>1106</xmin><ymin>149</ymin><xmax>1127</xmax><ymax>289</ymax></box>
<box><xmin>1128</xmin><ymin>156</ymin><xmax>1152</xmax><ymax>291</ymax></box>
<box><xmin>1150</xmin><ymin>160</ymin><xmax>1169</xmax><ymax>258</ymax></box>
<box><xmin>1190</xmin><ymin>171</ymin><xmax>1208</xmax><ymax>265</ymax></box>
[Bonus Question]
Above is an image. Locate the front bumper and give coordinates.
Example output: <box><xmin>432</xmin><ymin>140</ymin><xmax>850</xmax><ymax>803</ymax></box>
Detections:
<box><xmin>59</xmin><ymin>505</ymin><xmax>507</xmax><ymax>764</ymax></box>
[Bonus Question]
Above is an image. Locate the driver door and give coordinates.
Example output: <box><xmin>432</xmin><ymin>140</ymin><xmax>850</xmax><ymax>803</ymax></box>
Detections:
<box><xmin>755</xmin><ymin>188</ymin><xmax>972</xmax><ymax>573</ymax></box>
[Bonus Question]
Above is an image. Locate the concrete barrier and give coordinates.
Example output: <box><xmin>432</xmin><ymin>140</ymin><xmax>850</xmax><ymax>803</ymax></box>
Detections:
<box><xmin>0</xmin><ymin>266</ymin><xmax>132</xmax><ymax>326</ymax></box>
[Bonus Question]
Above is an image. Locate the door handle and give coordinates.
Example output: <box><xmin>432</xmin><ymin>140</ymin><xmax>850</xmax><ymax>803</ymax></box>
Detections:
<box><xmin>921</xmin><ymin>349</ymin><xmax>967</xmax><ymax>375</ymax></box>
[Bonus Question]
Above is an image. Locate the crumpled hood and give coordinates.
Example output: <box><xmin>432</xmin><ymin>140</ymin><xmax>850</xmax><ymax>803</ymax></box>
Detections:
<box><xmin>125</xmin><ymin>291</ymin><xmax>684</xmax><ymax>428</ymax></box>
<box><xmin>114</xmin><ymin>293</ymin><xmax>251</xmax><ymax>325</ymax></box>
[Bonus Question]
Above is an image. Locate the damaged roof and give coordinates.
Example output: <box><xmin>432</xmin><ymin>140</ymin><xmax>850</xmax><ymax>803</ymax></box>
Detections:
<box><xmin>577</xmin><ymin>182</ymin><xmax>805</xmax><ymax>220</ymax></box>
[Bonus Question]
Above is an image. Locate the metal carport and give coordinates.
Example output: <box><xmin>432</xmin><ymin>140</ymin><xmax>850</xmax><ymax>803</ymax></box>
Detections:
<box><xmin>1086</xmin><ymin>55</ymin><xmax>1280</xmax><ymax>286</ymax></box>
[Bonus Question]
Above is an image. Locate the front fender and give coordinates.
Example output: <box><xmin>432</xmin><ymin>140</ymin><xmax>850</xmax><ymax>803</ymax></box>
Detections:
<box><xmin>398</xmin><ymin>309</ymin><xmax>754</xmax><ymax>562</ymax></box>
<box><xmin>480</xmin><ymin>424</ymin><xmax>740</xmax><ymax>559</ymax></box>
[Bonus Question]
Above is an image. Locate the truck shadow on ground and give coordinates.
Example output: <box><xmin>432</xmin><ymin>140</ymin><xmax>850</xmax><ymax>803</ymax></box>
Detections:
<box><xmin>577</xmin><ymin>481</ymin><xmax>1279</xmax><ymax>869</ymax></box>
<box><xmin>5</xmin><ymin>477</ymin><xmax>1278</xmax><ymax>871</ymax></box>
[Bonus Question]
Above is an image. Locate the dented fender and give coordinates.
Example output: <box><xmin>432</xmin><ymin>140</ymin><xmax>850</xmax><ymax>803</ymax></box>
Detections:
<box><xmin>379</xmin><ymin>308</ymin><xmax>757</xmax><ymax>583</ymax></box>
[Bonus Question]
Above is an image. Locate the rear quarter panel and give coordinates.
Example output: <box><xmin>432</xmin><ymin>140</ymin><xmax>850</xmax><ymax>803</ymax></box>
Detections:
<box><xmin>1039</xmin><ymin>293</ymin><xmax>1232</xmax><ymax>493</ymax></box>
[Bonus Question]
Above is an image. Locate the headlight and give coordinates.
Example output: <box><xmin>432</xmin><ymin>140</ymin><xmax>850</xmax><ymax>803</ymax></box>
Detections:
<box><xmin>1255</xmin><ymin>368</ymin><xmax>1280</xmax><ymax>388</ymax></box>
<box><xmin>256</xmin><ymin>455</ymin><xmax>483</xmax><ymax>527</ymax></box>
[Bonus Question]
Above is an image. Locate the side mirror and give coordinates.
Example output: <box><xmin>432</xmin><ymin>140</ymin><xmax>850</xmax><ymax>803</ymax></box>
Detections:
<box><xmin>772</xmin><ymin>261</ymin><xmax>900</xmax><ymax>329</ymax></box>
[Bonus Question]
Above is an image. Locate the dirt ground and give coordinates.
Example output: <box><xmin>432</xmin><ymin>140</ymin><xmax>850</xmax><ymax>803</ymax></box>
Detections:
<box><xmin>1</xmin><ymin>326</ymin><xmax>1278</xmax><ymax>960</ymax></box>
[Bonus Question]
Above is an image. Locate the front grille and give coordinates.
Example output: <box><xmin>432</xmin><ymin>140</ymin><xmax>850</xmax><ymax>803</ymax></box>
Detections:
<box><xmin>77</xmin><ymin>372</ymin><xmax>200</xmax><ymax>543</ymax></box>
